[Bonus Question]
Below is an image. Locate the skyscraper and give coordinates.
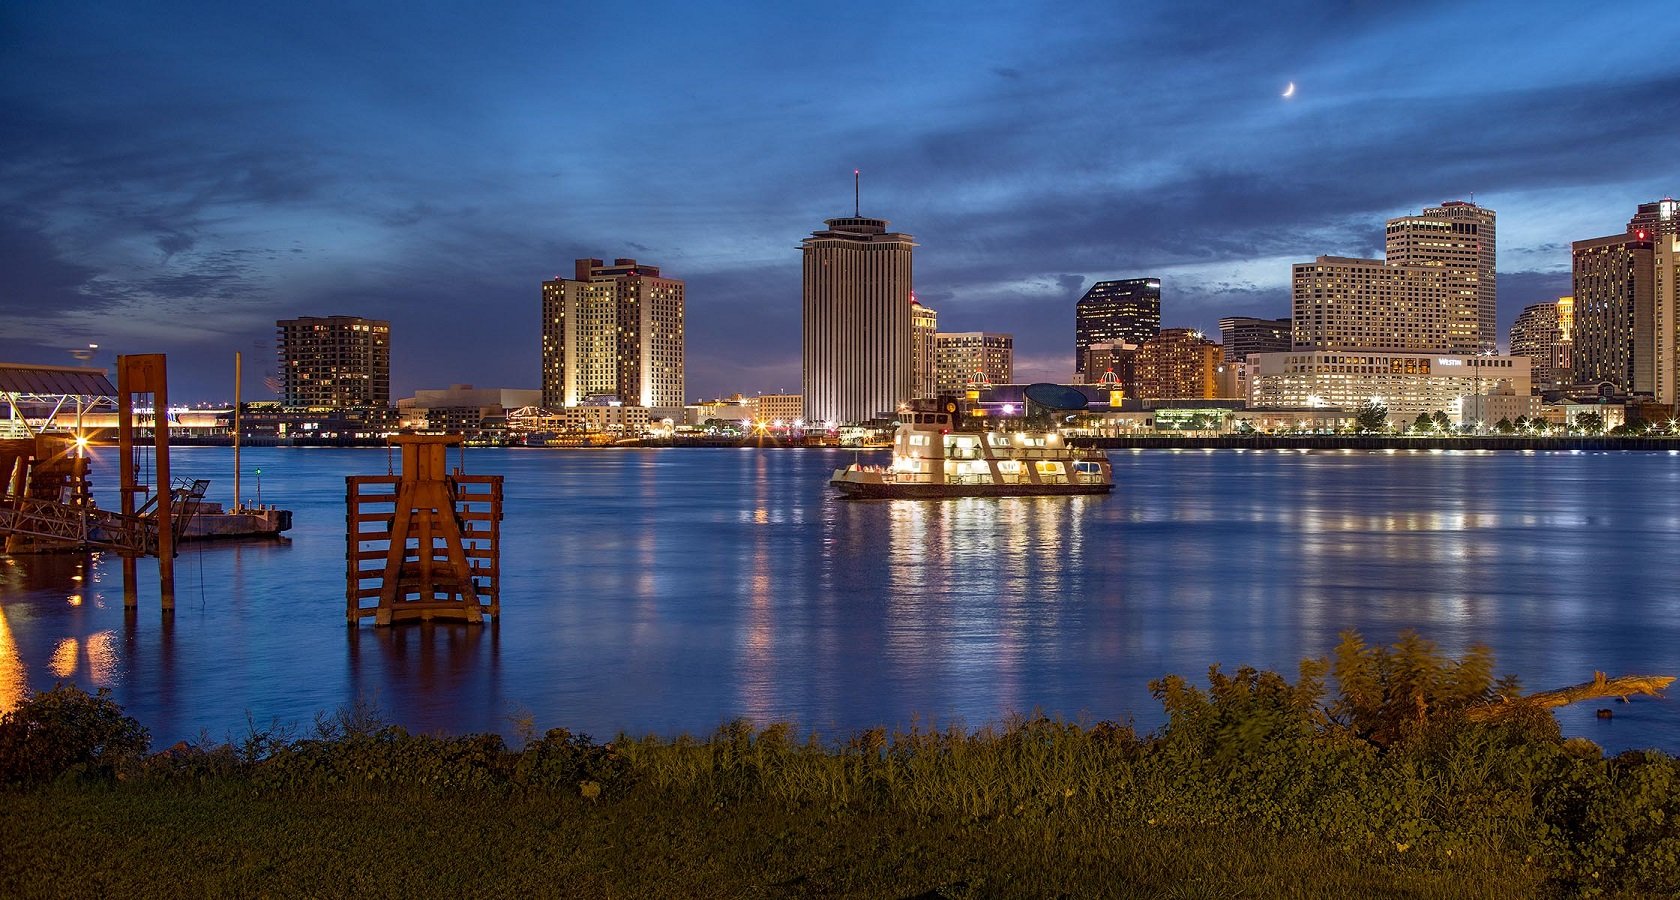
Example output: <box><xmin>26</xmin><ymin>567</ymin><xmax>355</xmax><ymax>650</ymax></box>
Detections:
<box><xmin>1217</xmin><ymin>316</ymin><xmax>1291</xmax><ymax>362</ymax></box>
<box><xmin>541</xmin><ymin>258</ymin><xmax>685</xmax><ymax>409</ymax></box>
<box><xmin>1386</xmin><ymin>201</ymin><xmax>1496</xmax><ymax>354</ymax></box>
<box><xmin>933</xmin><ymin>332</ymin><xmax>1013</xmax><ymax>394</ymax></box>
<box><xmin>1075</xmin><ymin>278</ymin><xmax>1160</xmax><ymax>379</ymax></box>
<box><xmin>911</xmin><ymin>298</ymin><xmax>938</xmax><ymax>400</ymax></box>
<box><xmin>1509</xmin><ymin>301</ymin><xmax>1564</xmax><ymax>393</ymax></box>
<box><xmin>801</xmin><ymin>209</ymin><xmax>915</xmax><ymax>424</ymax></box>
<box><xmin>277</xmin><ymin>315</ymin><xmax>390</xmax><ymax>408</ymax></box>
<box><xmin>1572</xmin><ymin>233</ymin><xmax>1654</xmax><ymax>394</ymax></box>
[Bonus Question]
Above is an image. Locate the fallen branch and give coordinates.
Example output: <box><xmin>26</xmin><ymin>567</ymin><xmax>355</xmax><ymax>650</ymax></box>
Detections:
<box><xmin>1466</xmin><ymin>672</ymin><xmax>1675</xmax><ymax>721</ymax></box>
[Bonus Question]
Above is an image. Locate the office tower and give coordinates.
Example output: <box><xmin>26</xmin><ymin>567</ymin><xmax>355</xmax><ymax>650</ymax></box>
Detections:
<box><xmin>1386</xmin><ymin>201</ymin><xmax>1496</xmax><ymax>354</ymax></box>
<box><xmin>911</xmin><ymin>299</ymin><xmax>938</xmax><ymax>399</ymax></box>
<box><xmin>801</xmin><ymin>210</ymin><xmax>915</xmax><ymax>424</ymax></box>
<box><xmin>1074</xmin><ymin>278</ymin><xmax>1160</xmax><ymax>378</ymax></box>
<box><xmin>277</xmin><ymin>316</ymin><xmax>390</xmax><ymax>408</ymax></box>
<box><xmin>1133</xmin><ymin>328</ymin><xmax>1221</xmax><ymax>400</ymax></box>
<box><xmin>1290</xmin><ymin>257</ymin><xmax>1465</xmax><ymax>352</ymax></box>
<box><xmin>1572</xmin><ymin>234</ymin><xmax>1654</xmax><ymax>394</ymax></box>
<box><xmin>1082</xmin><ymin>342</ymin><xmax>1136</xmax><ymax>385</ymax></box>
<box><xmin>1217</xmin><ymin>316</ymin><xmax>1291</xmax><ymax>362</ymax></box>
<box><xmin>541</xmin><ymin>258</ymin><xmax>685</xmax><ymax>409</ymax></box>
<box><xmin>933</xmin><ymin>332</ymin><xmax>1013</xmax><ymax>394</ymax></box>
<box><xmin>1509</xmin><ymin>302</ymin><xmax>1563</xmax><ymax>392</ymax></box>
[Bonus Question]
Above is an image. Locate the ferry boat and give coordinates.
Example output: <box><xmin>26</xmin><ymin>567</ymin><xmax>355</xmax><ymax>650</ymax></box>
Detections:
<box><xmin>829</xmin><ymin>401</ymin><xmax>1113</xmax><ymax>499</ymax></box>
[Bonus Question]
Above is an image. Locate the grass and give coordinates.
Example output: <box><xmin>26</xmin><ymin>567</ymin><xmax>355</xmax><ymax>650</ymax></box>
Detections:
<box><xmin>1</xmin><ymin>784</ymin><xmax>1546</xmax><ymax>899</ymax></box>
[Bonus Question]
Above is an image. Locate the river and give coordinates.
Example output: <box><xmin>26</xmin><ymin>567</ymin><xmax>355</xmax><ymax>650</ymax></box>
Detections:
<box><xmin>2</xmin><ymin>446</ymin><xmax>1677</xmax><ymax>751</ymax></box>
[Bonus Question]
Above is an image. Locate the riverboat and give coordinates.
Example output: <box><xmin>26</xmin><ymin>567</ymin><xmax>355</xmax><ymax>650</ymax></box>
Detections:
<box><xmin>829</xmin><ymin>401</ymin><xmax>1113</xmax><ymax>499</ymax></box>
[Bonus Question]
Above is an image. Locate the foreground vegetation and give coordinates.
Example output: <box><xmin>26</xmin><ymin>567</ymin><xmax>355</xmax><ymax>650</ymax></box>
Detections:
<box><xmin>3</xmin><ymin>632</ymin><xmax>1676</xmax><ymax>898</ymax></box>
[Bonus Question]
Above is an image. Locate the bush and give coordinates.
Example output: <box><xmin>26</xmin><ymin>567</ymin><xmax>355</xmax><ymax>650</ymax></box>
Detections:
<box><xmin>0</xmin><ymin>684</ymin><xmax>150</xmax><ymax>786</ymax></box>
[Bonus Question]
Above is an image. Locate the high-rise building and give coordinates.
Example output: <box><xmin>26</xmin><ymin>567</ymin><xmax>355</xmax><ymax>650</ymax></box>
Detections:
<box><xmin>1631</xmin><ymin>199</ymin><xmax>1680</xmax><ymax>405</ymax></box>
<box><xmin>1075</xmin><ymin>278</ymin><xmax>1160</xmax><ymax>379</ymax></box>
<box><xmin>1291</xmin><ymin>257</ymin><xmax>1467</xmax><ymax>353</ymax></box>
<box><xmin>1386</xmin><ymin>201</ymin><xmax>1496</xmax><ymax>354</ymax></box>
<box><xmin>1656</xmin><ymin>231</ymin><xmax>1680</xmax><ymax>407</ymax></box>
<box><xmin>911</xmin><ymin>299</ymin><xmax>938</xmax><ymax>399</ymax></box>
<box><xmin>933</xmin><ymin>332</ymin><xmax>1012</xmax><ymax>394</ymax></box>
<box><xmin>277</xmin><ymin>315</ymin><xmax>390</xmax><ymax>408</ymax></box>
<box><xmin>542</xmin><ymin>258</ymin><xmax>685</xmax><ymax>409</ymax></box>
<box><xmin>1629</xmin><ymin>198</ymin><xmax>1680</xmax><ymax>239</ymax></box>
<box><xmin>1133</xmin><ymin>328</ymin><xmax>1222</xmax><ymax>400</ymax></box>
<box><xmin>1217</xmin><ymin>316</ymin><xmax>1291</xmax><ymax>362</ymax></box>
<box><xmin>1509</xmin><ymin>302</ymin><xmax>1564</xmax><ymax>393</ymax></box>
<box><xmin>801</xmin><ymin>212</ymin><xmax>915</xmax><ymax>423</ymax></box>
<box><xmin>1572</xmin><ymin>234</ymin><xmax>1654</xmax><ymax>394</ymax></box>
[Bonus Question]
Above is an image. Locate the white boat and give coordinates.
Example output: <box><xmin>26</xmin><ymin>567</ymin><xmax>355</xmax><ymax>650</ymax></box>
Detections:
<box><xmin>829</xmin><ymin>401</ymin><xmax>1113</xmax><ymax>499</ymax></box>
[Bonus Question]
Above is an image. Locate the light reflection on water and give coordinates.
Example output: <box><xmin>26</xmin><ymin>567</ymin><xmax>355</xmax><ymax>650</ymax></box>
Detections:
<box><xmin>0</xmin><ymin>446</ymin><xmax>1676</xmax><ymax>752</ymax></box>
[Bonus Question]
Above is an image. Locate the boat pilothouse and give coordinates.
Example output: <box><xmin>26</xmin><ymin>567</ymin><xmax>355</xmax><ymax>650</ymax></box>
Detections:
<box><xmin>829</xmin><ymin>398</ymin><xmax>1113</xmax><ymax>498</ymax></box>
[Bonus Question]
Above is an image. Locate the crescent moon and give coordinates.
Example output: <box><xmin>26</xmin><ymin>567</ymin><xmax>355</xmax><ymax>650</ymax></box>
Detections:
<box><xmin>1282</xmin><ymin>82</ymin><xmax>1296</xmax><ymax>98</ymax></box>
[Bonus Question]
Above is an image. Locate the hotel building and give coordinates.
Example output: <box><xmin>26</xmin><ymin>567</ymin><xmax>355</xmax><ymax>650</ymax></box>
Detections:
<box><xmin>1075</xmin><ymin>278</ymin><xmax>1160</xmax><ymax>379</ymax></box>
<box><xmin>541</xmin><ymin>258</ymin><xmax>685</xmax><ymax>409</ymax></box>
<box><xmin>277</xmin><ymin>315</ymin><xmax>390</xmax><ymax>408</ymax></box>
<box><xmin>1248</xmin><ymin>351</ymin><xmax>1531</xmax><ymax>425</ymax></box>
<box><xmin>933</xmin><ymin>332</ymin><xmax>1013</xmax><ymax>394</ymax></box>
<box><xmin>801</xmin><ymin>214</ymin><xmax>916</xmax><ymax>423</ymax></box>
<box><xmin>911</xmin><ymin>299</ymin><xmax>938</xmax><ymax>399</ymax></box>
<box><xmin>1291</xmin><ymin>257</ymin><xmax>1468</xmax><ymax>353</ymax></box>
<box><xmin>1572</xmin><ymin>233</ymin><xmax>1654</xmax><ymax>394</ymax></box>
<box><xmin>1385</xmin><ymin>201</ymin><xmax>1497</xmax><ymax>354</ymax></box>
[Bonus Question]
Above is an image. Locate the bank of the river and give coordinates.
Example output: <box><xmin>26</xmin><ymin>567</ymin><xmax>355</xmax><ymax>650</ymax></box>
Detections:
<box><xmin>3</xmin><ymin>634</ymin><xmax>1676</xmax><ymax>898</ymax></box>
<box><xmin>153</xmin><ymin>433</ymin><xmax>1680</xmax><ymax>451</ymax></box>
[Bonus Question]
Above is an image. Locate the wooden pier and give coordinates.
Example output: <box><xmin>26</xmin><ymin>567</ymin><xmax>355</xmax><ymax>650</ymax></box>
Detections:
<box><xmin>346</xmin><ymin>435</ymin><xmax>502</xmax><ymax>626</ymax></box>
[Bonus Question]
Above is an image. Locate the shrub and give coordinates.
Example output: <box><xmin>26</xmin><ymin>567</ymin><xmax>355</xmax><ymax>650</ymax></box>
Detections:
<box><xmin>0</xmin><ymin>684</ymin><xmax>150</xmax><ymax>786</ymax></box>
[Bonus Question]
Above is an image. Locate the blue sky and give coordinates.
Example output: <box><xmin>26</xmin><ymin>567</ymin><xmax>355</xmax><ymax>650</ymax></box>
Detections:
<box><xmin>3</xmin><ymin>1</ymin><xmax>1677</xmax><ymax>401</ymax></box>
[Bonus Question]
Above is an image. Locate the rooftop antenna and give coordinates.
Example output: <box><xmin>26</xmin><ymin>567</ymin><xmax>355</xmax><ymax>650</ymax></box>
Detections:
<box><xmin>854</xmin><ymin>169</ymin><xmax>860</xmax><ymax>216</ymax></box>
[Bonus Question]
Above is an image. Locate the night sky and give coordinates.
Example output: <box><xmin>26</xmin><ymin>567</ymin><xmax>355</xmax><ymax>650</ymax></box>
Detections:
<box><xmin>3</xmin><ymin>2</ymin><xmax>1677</xmax><ymax>403</ymax></box>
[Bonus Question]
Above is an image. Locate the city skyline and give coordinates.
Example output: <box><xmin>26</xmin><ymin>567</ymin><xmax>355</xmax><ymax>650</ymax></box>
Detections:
<box><xmin>2</xmin><ymin>2</ymin><xmax>1679</xmax><ymax>402</ymax></box>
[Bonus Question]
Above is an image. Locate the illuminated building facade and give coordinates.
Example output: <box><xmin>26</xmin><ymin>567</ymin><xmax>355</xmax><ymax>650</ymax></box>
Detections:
<box><xmin>1133</xmin><ymin>328</ymin><xmax>1222</xmax><ymax>400</ymax></box>
<box><xmin>750</xmin><ymin>393</ymin><xmax>804</xmax><ymax>425</ymax></box>
<box><xmin>542</xmin><ymin>258</ymin><xmax>685</xmax><ymax>409</ymax></box>
<box><xmin>933</xmin><ymin>332</ymin><xmax>1012</xmax><ymax>394</ymax></box>
<box><xmin>1075</xmin><ymin>278</ymin><xmax>1160</xmax><ymax>379</ymax></box>
<box><xmin>1217</xmin><ymin>316</ymin><xmax>1291</xmax><ymax>362</ymax></box>
<box><xmin>1572</xmin><ymin>233</ymin><xmax>1654</xmax><ymax>394</ymax></box>
<box><xmin>911</xmin><ymin>299</ymin><xmax>938</xmax><ymax>399</ymax></box>
<box><xmin>801</xmin><ymin>214</ymin><xmax>916</xmax><ymax>423</ymax></box>
<box><xmin>277</xmin><ymin>315</ymin><xmax>390</xmax><ymax>408</ymax></box>
<box><xmin>1291</xmin><ymin>256</ymin><xmax>1466</xmax><ymax>353</ymax></box>
<box><xmin>1385</xmin><ymin>201</ymin><xmax>1497</xmax><ymax>354</ymax></box>
<box><xmin>1248</xmin><ymin>351</ymin><xmax>1531</xmax><ymax>425</ymax></box>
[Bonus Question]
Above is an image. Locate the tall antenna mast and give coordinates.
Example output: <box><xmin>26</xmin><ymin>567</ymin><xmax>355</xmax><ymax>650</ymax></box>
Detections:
<box><xmin>854</xmin><ymin>169</ymin><xmax>860</xmax><ymax>216</ymax></box>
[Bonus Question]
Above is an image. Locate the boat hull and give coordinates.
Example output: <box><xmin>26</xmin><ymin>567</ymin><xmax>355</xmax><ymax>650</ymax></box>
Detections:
<box><xmin>830</xmin><ymin>478</ymin><xmax>1112</xmax><ymax>499</ymax></box>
